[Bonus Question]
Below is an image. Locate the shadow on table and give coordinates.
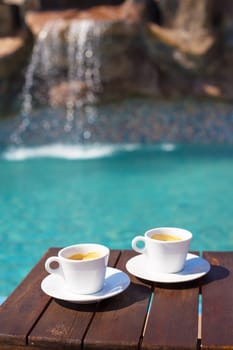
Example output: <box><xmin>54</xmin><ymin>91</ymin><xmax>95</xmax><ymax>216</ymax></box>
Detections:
<box><xmin>201</xmin><ymin>264</ymin><xmax>229</xmax><ymax>285</ymax></box>
<box><xmin>135</xmin><ymin>264</ymin><xmax>229</xmax><ymax>290</ymax></box>
<box><xmin>55</xmin><ymin>282</ymin><xmax>152</xmax><ymax>312</ymax></box>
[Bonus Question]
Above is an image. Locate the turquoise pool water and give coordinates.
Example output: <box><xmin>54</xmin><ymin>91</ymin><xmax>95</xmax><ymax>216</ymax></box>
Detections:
<box><xmin>0</xmin><ymin>143</ymin><xmax>233</xmax><ymax>296</ymax></box>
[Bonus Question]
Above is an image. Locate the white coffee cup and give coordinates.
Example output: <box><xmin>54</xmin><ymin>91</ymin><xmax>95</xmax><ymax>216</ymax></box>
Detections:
<box><xmin>132</xmin><ymin>227</ymin><xmax>192</xmax><ymax>273</ymax></box>
<box><xmin>45</xmin><ymin>243</ymin><xmax>109</xmax><ymax>294</ymax></box>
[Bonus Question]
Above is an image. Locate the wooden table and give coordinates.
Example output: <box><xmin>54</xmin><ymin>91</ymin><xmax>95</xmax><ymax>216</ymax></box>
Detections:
<box><xmin>0</xmin><ymin>249</ymin><xmax>232</xmax><ymax>350</ymax></box>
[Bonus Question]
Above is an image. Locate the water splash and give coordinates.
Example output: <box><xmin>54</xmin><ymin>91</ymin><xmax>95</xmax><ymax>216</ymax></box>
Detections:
<box><xmin>3</xmin><ymin>143</ymin><xmax>141</xmax><ymax>161</ymax></box>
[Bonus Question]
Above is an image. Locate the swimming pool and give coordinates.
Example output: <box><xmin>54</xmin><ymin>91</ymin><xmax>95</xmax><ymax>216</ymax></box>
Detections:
<box><xmin>0</xmin><ymin>142</ymin><xmax>233</xmax><ymax>296</ymax></box>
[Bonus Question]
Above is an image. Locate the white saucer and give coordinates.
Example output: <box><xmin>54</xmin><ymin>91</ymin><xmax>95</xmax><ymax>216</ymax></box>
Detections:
<box><xmin>126</xmin><ymin>253</ymin><xmax>210</xmax><ymax>283</ymax></box>
<box><xmin>41</xmin><ymin>267</ymin><xmax>130</xmax><ymax>304</ymax></box>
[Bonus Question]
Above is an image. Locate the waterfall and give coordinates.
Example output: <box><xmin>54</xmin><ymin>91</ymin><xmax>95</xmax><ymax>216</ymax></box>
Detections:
<box><xmin>11</xmin><ymin>19</ymin><xmax>106</xmax><ymax>145</ymax></box>
<box><xmin>64</xmin><ymin>20</ymin><xmax>104</xmax><ymax>134</ymax></box>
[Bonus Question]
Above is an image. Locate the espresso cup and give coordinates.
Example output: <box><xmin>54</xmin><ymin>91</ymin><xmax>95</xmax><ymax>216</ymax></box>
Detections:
<box><xmin>45</xmin><ymin>243</ymin><xmax>109</xmax><ymax>294</ymax></box>
<box><xmin>132</xmin><ymin>227</ymin><xmax>192</xmax><ymax>273</ymax></box>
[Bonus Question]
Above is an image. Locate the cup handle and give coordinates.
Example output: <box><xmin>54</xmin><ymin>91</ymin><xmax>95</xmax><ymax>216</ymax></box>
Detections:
<box><xmin>132</xmin><ymin>236</ymin><xmax>146</xmax><ymax>253</ymax></box>
<box><xmin>45</xmin><ymin>256</ymin><xmax>64</xmax><ymax>278</ymax></box>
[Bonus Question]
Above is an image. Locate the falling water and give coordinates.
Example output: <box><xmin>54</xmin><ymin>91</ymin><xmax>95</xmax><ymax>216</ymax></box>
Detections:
<box><xmin>21</xmin><ymin>21</ymin><xmax>65</xmax><ymax>117</ymax></box>
<box><xmin>11</xmin><ymin>19</ymin><xmax>107</xmax><ymax>145</ymax></box>
<box><xmin>64</xmin><ymin>20</ymin><xmax>104</xmax><ymax>135</ymax></box>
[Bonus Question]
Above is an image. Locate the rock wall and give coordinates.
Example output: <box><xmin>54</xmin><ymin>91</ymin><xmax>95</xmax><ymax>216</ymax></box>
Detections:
<box><xmin>0</xmin><ymin>0</ymin><xmax>233</xmax><ymax>116</ymax></box>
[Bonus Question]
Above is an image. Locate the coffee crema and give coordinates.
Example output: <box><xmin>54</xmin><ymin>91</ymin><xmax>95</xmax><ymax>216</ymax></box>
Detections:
<box><xmin>151</xmin><ymin>233</ymin><xmax>181</xmax><ymax>241</ymax></box>
<box><xmin>68</xmin><ymin>252</ymin><xmax>101</xmax><ymax>260</ymax></box>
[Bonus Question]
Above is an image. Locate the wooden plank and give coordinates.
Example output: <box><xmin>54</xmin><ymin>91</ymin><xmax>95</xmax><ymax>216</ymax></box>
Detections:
<box><xmin>83</xmin><ymin>250</ymin><xmax>153</xmax><ymax>350</ymax></box>
<box><xmin>142</xmin><ymin>286</ymin><xmax>199</xmax><ymax>350</ymax></box>
<box><xmin>141</xmin><ymin>253</ymin><xmax>201</xmax><ymax>350</ymax></box>
<box><xmin>0</xmin><ymin>248</ymin><xmax>57</xmax><ymax>346</ymax></box>
<box><xmin>201</xmin><ymin>251</ymin><xmax>233</xmax><ymax>350</ymax></box>
<box><xmin>28</xmin><ymin>250</ymin><xmax>121</xmax><ymax>349</ymax></box>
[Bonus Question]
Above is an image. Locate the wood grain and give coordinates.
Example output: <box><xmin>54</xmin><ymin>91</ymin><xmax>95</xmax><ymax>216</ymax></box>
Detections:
<box><xmin>83</xmin><ymin>250</ymin><xmax>153</xmax><ymax>350</ymax></box>
<box><xmin>0</xmin><ymin>250</ymin><xmax>232</xmax><ymax>350</ymax></box>
<box><xmin>201</xmin><ymin>251</ymin><xmax>233</xmax><ymax>350</ymax></box>
<box><xmin>0</xmin><ymin>248</ymin><xmax>57</xmax><ymax>346</ymax></box>
<box><xmin>28</xmin><ymin>250</ymin><xmax>121</xmax><ymax>349</ymax></box>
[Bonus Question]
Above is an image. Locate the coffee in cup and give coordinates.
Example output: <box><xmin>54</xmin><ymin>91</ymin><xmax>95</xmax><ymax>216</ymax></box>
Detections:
<box><xmin>68</xmin><ymin>252</ymin><xmax>101</xmax><ymax>260</ymax></box>
<box><xmin>132</xmin><ymin>227</ymin><xmax>192</xmax><ymax>273</ymax></box>
<box><xmin>151</xmin><ymin>233</ymin><xmax>182</xmax><ymax>241</ymax></box>
<box><xmin>45</xmin><ymin>243</ymin><xmax>109</xmax><ymax>294</ymax></box>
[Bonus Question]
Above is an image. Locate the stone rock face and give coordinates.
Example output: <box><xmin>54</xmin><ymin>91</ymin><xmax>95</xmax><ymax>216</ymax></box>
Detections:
<box><xmin>0</xmin><ymin>0</ymin><xmax>233</xmax><ymax>116</ymax></box>
<box><xmin>0</xmin><ymin>5</ymin><xmax>16</xmax><ymax>36</ymax></box>
<box><xmin>22</xmin><ymin>2</ymin><xmax>152</xmax><ymax>108</ymax></box>
<box><xmin>0</xmin><ymin>2</ymin><xmax>33</xmax><ymax>116</ymax></box>
<box><xmin>0</xmin><ymin>30</ymin><xmax>32</xmax><ymax>77</ymax></box>
<box><xmin>144</xmin><ymin>0</ymin><xmax>233</xmax><ymax>100</ymax></box>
